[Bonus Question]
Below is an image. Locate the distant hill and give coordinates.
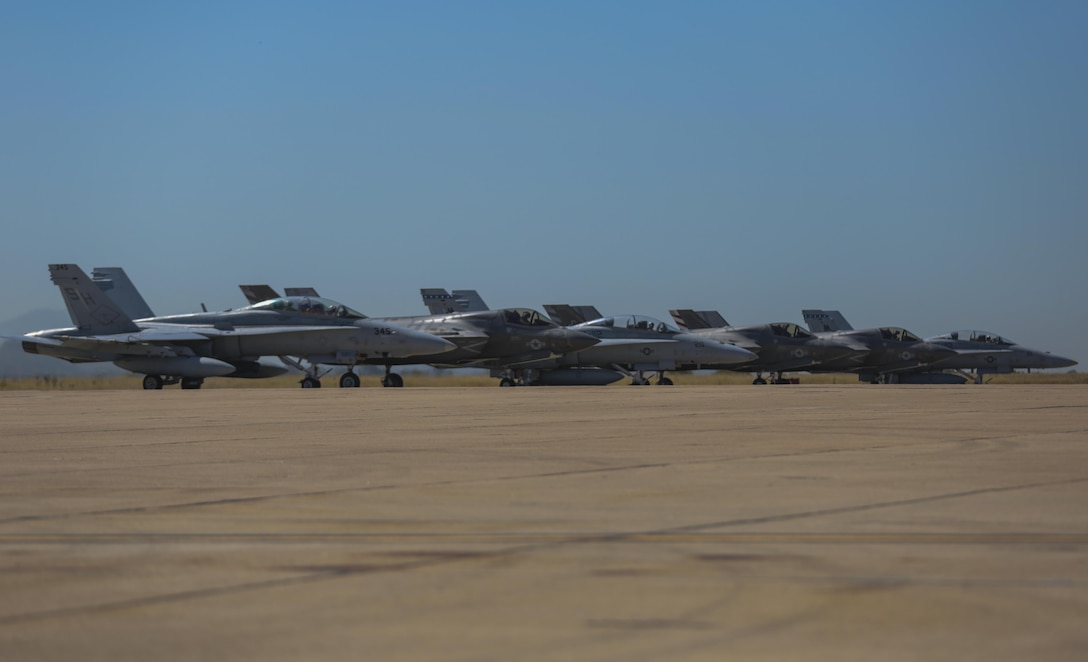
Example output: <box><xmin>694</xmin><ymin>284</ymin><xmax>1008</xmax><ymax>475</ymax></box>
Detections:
<box><xmin>0</xmin><ymin>309</ymin><xmax>122</xmax><ymax>377</ymax></box>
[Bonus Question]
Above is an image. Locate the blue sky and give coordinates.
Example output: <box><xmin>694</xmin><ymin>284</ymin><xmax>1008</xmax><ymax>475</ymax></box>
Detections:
<box><xmin>2</xmin><ymin>1</ymin><xmax>1086</xmax><ymax>366</ymax></box>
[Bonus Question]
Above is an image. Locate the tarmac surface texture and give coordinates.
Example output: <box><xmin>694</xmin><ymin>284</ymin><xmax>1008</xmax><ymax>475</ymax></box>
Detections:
<box><xmin>0</xmin><ymin>385</ymin><xmax>1086</xmax><ymax>661</ymax></box>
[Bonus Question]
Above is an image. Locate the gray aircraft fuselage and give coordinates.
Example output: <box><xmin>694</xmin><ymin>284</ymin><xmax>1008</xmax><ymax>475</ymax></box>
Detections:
<box><xmin>809</xmin><ymin>327</ymin><xmax>958</xmax><ymax>380</ymax></box>
<box><xmin>559</xmin><ymin>315</ymin><xmax>757</xmax><ymax>371</ymax></box>
<box><xmin>924</xmin><ymin>330</ymin><xmax>1077</xmax><ymax>374</ymax></box>
<box><xmin>380</xmin><ymin>308</ymin><xmax>600</xmax><ymax>369</ymax></box>
<box><xmin>685</xmin><ymin>322</ymin><xmax>867</xmax><ymax>373</ymax></box>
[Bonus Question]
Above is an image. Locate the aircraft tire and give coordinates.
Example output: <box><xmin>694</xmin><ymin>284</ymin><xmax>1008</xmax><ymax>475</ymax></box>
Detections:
<box><xmin>657</xmin><ymin>377</ymin><xmax>674</xmax><ymax>386</ymax></box>
<box><xmin>180</xmin><ymin>378</ymin><xmax>203</xmax><ymax>390</ymax></box>
<box><xmin>752</xmin><ymin>377</ymin><xmax>767</xmax><ymax>385</ymax></box>
<box><xmin>339</xmin><ymin>373</ymin><xmax>361</xmax><ymax>388</ymax></box>
<box><xmin>300</xmin><ymin>377</ymin><xmax>321</xmax><ymax>388</ymax></box>
<box><xmin>499</xmin><ymin>378</ymin><xmax>516</xmax><ymax>387</ymax></box>
<box><xmin>142</xmin><ymin>375</ymin><xmax>164</xmax><ymax>390</ymax></box>
<box><xmin>382</xmin><ymin>373</ymin><xmax>404</xmax><ymax>388</ymax></box>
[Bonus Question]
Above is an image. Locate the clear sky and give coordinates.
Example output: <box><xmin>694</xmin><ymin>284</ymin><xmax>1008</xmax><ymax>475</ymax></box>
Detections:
<box><xmin>2</xmin><ymin>1</ymin><xmax>1086</xmax><ymax>366</ymax></box>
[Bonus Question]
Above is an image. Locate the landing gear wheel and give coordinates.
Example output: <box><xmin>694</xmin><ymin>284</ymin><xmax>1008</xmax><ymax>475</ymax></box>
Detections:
<box><xmin>499</xmin><ymin>377</ymin><xmax>516</xmax><ymax>387</ymax></box>
<box><xmin>657</xmin><ymin>377</ymin><xmax>674</xmax><ymax>386</ymax></box>
<box><xmin>142</xmin><ymin>375</ymin><xmax>164</xmax><ymax>390</ymax></box>
<box><xmin>382</xmin><ymin>373</ymin><xmax>404</xmax><ymax>388</ymax></box>
<box><xmin>339</xmin><ymin>372</ymin><xmax>361</xmax><ymax>388</ymax></box>
<box><xmin>180</xmin><ymin>378</ymin><xmax>203</xmax><ymax>390</ymax></box>
<box><xmin>300</xmin><ymin>377</ymin><xmax>321</xmax><ymax>388</ymax></box>
<box><xmin>753</xmin><ymin>377</ymin><xmax>767</xmax><ymax>385</ymax></box>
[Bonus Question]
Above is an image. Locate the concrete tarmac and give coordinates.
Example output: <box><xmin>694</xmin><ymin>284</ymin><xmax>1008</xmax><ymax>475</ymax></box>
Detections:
<box><xmin>0</xmin><ymin>385</ymin><xmax>1086</xmax><ymax>661</ymax></box>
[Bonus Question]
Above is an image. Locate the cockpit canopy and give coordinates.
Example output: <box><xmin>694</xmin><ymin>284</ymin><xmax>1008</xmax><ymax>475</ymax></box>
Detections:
<box><xmin>501</xmin><ymin>308</ymin><xmax>557</xmax><ymax>328</ymax></box>
<box><xmin>577</xmin><ymin>315</ymin><xmax>679</xmax><ymax>335</ymax></box>
<box><xmin>878</xmin><ymin>327</ymin><xmax>922</xmax><ymax>343</ymax></box>
<box><xmin>247</xmin><ymin>297</ymin><xmax>368</xmax><ymax>320</ymax></box>
<box><xmin>934</xmin><ymin>330</ymin><xmax>1014</xmax><ymax>346</ymax></box>
<box><xmin>769</xmin><ymin>323</ymin><xmax>814</xmax><ymax>339</ymax></box>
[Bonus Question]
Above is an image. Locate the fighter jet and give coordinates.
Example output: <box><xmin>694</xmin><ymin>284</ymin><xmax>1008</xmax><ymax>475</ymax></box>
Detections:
<box><xmin>248</xmin><ymin>285</ymin><xmax>602</xmax><ymax>387</ymax></box>
<box><xmin>799</xmin><ymin>309</ymin><xmax>959</xmax><ymax>383</ymax></box>
<box><xmin>8</xmin><ymin>264</ymin><xmax>456</xmax><ymax>390</ymax></box>
<box><xmin>923</xmin><ymin>330</ymin><xmax>1077</xmax><ymax>382</ymax></box>
<box><xmin>415</xmin><ymin>295</ymin><xmax>755</xmax><ymax>385</ymax></box>
<box><xmin>802</xmin><ymin>310</ymin><xmax>1077</xmax><ymax>383</ymax></box>
<box><xmin>540</xmin><ymin>312</ymin><xmax>757</xmax><ymax>386</ymax></box>
<box><xmin>668</xmin><ymin>309</ymin><xmax>868</xmax><ymax>384</ymax></box>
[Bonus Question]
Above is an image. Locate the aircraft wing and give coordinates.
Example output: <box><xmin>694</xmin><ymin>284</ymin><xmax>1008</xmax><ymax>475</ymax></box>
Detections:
<box><xmin>10</xmin><ymin>334</ymin><xmax>183</xmax><ymax>361</ymax></box>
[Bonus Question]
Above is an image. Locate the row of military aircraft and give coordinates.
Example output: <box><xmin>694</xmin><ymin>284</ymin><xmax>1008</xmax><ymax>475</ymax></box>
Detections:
<box><xmin>3</xmin><ymin>264</ymin><xmax>1076</xmax><ymax>390</ymax></box>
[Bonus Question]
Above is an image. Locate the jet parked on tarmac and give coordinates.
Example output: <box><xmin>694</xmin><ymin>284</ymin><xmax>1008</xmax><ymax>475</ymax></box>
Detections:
<box><xmin>415</xmin><ymin>295</ymin><xmax>755</xmax><ymax>385</ymax></box>
<box><xmin>798</xmin><ymin>309</ymin><xmax>959</xmax><ymax>383</ymax></box>
<box><xmin>668</xmin><ymin>309</ymin><xmax>867</xmax><ymax>384</ymax></box>
<box><xmin>802</xmin><ymin>310</ymin><xmax>1077</xmax><ymax>383</ymax></box>
<box><xmin>8</xmin><ymin>264</ymin><xmax>456</xmax><ymax>390</ymax></box>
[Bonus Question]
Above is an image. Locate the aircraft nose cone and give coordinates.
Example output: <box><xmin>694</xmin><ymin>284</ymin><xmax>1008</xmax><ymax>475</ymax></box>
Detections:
<box><xmin>702</xmin><ymin>339</ymin><xmax>757</xmax><ymax>365</ymax></box>
<box><xmin>397</xmin><ymin>328</ymin><xmax>458</xmax><ymax>356</ymax></box>
<box><xmin>561</xmin><ymin>328</ymin><xmax>601</xmax><ymax>353</ymax></box>
<box><xmin>1044</xmin><ymin>353</ymin><xmax>1078</xmax><ymax>369</ymax></box>
<box><xmin>918</xmin><ymin>342</ymin><xmax>958</xmax><ymax>362</ymax></box>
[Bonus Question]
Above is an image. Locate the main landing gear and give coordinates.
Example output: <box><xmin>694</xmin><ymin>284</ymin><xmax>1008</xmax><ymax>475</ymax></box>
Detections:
<box><xmin>752</xmin><ymin>372</ymin><xmax>798</xmax><ymax>385</ymax></box>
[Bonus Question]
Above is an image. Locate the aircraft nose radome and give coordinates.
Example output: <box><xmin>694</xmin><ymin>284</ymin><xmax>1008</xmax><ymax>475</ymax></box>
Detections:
<box><xmin>398</xmin><ymin>328</ymin><xmax>458</xmax><ymax>356</ymax></box>
<box><xmin>1045</xmin><ymin>353</ymin><xmax>1077</xmax><ymax>369</ymax></box>
<box><xmin>562</xmin><ymin>329</ymin><xmax>601</xmax><ymax>353</ymax></box>
<box><xmin>704</xmin><ymin>340</ymin><xmax>757</xmax><ymax>364</ymax></box>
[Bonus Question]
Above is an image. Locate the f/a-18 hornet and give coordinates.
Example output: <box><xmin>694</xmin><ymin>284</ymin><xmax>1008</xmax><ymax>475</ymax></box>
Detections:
<box><xmin>542</xmin><ymin>305</ymin><xmax>757</xmax><ymax>386</ymax></box>
<box><xmin>803</xmin><ymin>309</ymin><xmax>1076</xmax><ymax>383</ymax></box>
<box><xmin>669</xmin><ymin>309</ymin><xmax>868</xmax><ymax>384</ymax></box>
<box><xmin>8</xmin><ymin>264</ymin><xmax>456</xmax><ymax>390</ymax></box>
<box><xmin>417</xmin><ymin>293</ymin><xmax>754</xmax><ymax>385</ymax></box>
<box><xmin>799</xmin><ymin>309</ymin><xmax>958</xmax><ymax>383</ymax></box>
<box><xmin>247</xmin><ymin>285</ymin><xmax>602</xmax><ymax>387</ymax></box>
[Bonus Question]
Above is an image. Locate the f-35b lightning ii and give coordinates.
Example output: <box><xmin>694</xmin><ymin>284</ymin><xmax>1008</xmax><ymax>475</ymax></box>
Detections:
<box><xmin>802</xmin><ymin>309</ymin><xmax>1076</xmax><ymax>383</ymax></box>
<box><xmin>668</xmin><ymin>309</ymin><xmax>867</xmax><ymax>384</ymax></box>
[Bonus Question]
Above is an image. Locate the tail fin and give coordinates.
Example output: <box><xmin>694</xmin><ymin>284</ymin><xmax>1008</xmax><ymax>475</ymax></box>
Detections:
<box><xmin>543</xmin><ymin>305</ymin><xmax>604</xmax><ymax>326</ymax></box>
<box><xmin>670</xmin><ymin>309</ymin><xmax>705</xmax><ymax>330</ymax></box>
<box><xmin>284</xmin><ymin>287</ymin><xmax>320</xmax><ymax>297</ymax></box>
<box><xmin>450</xmin><ymin>289</ymin><xmax>489</xmax><ymax>312</ymax></box>
<box><xmin>421</xmin><ymin>288</ymin><xmax>490</xmax><ymax>314</ymax></box>
<box><xmin>543</xmin><ymin>305</ymin><xmax>584</xmax><ymax>326</ymax></box>
<box><xmin>421</xmin><ymin>288</ymin><xmax>459</xmax><ymax>314</ymax></box>
<box><xmin>802</xmin><ymin>309</ymin><xmax>854</xmax><ymax>333</ymax></box>
<box><xmin>669</xmin><ymin>309</ymin><xmax>730</xmax><ymax>330</ymax></box>
<box><xmin>50</xmin><ymin>264</ymin><xmax>140</xmax><ymax>333</ymax></box>
<box><xmin>240</xmin><ymin>284</ymin><xmax>281</xmax><ymax>305</ymax></box>
<box><xmin>91</xmin><ymin>267</ymin><xmax>155</xmax><ymax>319</ymax></box>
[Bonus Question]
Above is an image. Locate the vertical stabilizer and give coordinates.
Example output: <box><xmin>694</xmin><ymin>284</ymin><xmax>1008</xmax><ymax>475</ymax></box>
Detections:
<box><xmin>284</xmin><ymin>287</ymin><xmax>320</xmax><ymax>297</ymax></box>
<box><xmin>421</xmin><ymin>288</ymin><xmax>459</xmax><ymax>314</ymax></box>
<box><xmin>695</xmin><ymin>310</ymin><xmax>730</xmax><ymax>328</ymax></box>
<box><xmin>670</xmin><ymin>309</ymin><xmax>707</xmax><ymax>330</ymax></box>
<box><xmin>543</xmin><ymin>304</ymin><xmax>587</xmax><ymax>326</ymax></box>
<box><xmin>239</xmin><ymin>285</ymin><xmax>282</xmax><ymax>305</ymax></box>
<box><xmin>450</xmin><ymin>289</ymin><xmax>489</xmax><ymax>312</ymax></box>
<box><xmin>91</xmin><ymin>267</ymin><xmax>155</xmax><ymax>319</ymax></box>
<box><xmin>50</xmin><ymin>264</ymin><xmax>140</xmax><ymax>333</ymax></box>
<box><xmin>802</xmin><ymin>309</ymin><xmax>854</xmax><ymax>333</ymax></box>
